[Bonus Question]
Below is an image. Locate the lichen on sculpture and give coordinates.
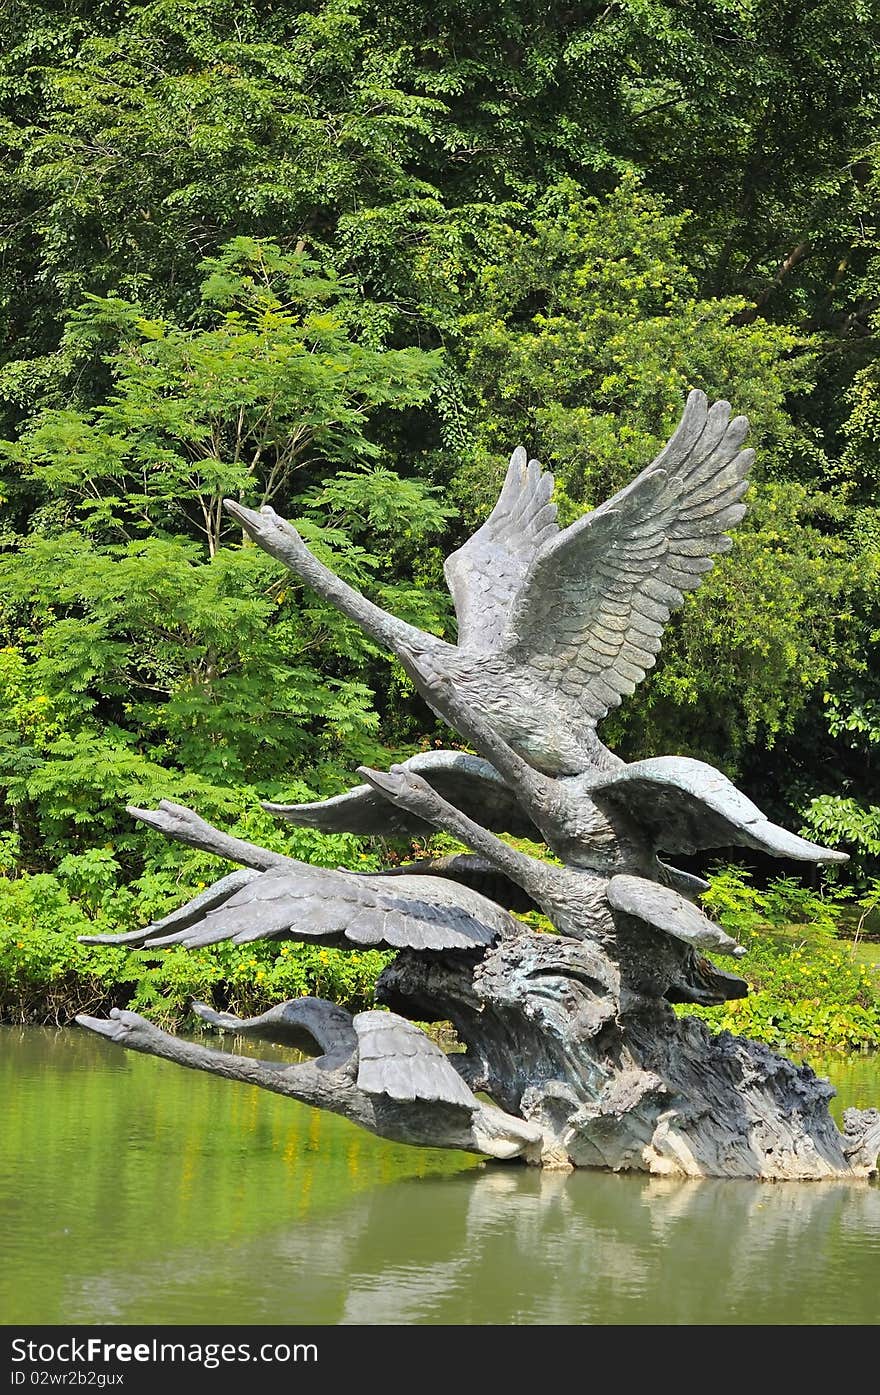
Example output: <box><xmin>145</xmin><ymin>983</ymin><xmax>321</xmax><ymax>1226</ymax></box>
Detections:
<box><xmin>77</xmin><ymin>391</ymin><xmax>880</xmax><ymax>1179</ymax></box>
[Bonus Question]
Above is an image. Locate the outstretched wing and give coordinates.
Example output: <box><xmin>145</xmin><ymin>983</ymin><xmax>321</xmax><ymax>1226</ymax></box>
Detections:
<box><xmin>502</xmin><ymin>391</ymin><xmax>752</xmax><ymax>722</ymax></box>
<box><xmin>444</xmin><ymin>447</ymin><xmax>558</xmax><ymax>652</ymax></box>
<box><xmin>79</xmin><ymin>862</ymin><xmax>519</xmax><ymax>953</ymax></box>
<box><xmin>189</xmin><ymin>999</ymin><xmax>479</xmax><ymax>1109</ymax></box>
<box><xmin>192</xmin><ymin>997</ymin><xmax>358</xmax><ymax>1057</ymax></box>
<box><xmin>354</xmin><ymin>1011</ymin><xmax>478</xmax><ymax>1109</ymax></box>
<box><xmin>606</xmin><ymin>874</ymin><xmax>745</xmax><ymax>957</ymax></box>
<box><xmin>264</xmin><ymin>750</ymin><xmax>538</xmax><ymax>840</ymax></box>
<box><xmin>592</xmin><ymin>756</ymin><xmax>848</xmax><ymax>862</ymax></box>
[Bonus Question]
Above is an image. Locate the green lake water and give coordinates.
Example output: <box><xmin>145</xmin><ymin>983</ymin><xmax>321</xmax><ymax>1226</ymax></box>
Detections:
<box><xmin>2</xmin><ymin>1027</ymin><xmax>878</xmax><ymax>1325</ymax></box>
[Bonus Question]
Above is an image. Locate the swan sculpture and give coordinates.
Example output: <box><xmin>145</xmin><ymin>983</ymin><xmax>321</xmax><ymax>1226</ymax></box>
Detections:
<box><xmin>76</xmin><ymin>390</ymin><xmax>880</xmax><ymax>1179</ymax></box>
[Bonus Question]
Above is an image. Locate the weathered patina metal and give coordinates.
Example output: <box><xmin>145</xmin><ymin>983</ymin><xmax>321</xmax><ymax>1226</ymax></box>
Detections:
<box><xmin>78</xmin><ymin>392</ymin><xmax>880</xmax><ymax>1178</ymax></box>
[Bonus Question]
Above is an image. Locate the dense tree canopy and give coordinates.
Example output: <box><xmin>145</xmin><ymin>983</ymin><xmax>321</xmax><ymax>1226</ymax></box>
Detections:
<box><xmin>3</xmin><ymin>0</ymin><xmax>880</xmax><ymax>885</ymax></box>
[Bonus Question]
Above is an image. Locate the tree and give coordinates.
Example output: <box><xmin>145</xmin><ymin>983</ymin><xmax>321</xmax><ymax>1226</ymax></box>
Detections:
<box><xmin>0</xmin><ymin>241</ymin><xmax>449</xmax><ymax>868</ymax></box>
<box><xmin>3</xmin><ymin>0</ymin><xmax>880</xmax><ymax>877</ymax></box>
<box><xmin>445</xmin><ymin>179</ymin><xmax>858</xmax><ymax>773</ymax></box>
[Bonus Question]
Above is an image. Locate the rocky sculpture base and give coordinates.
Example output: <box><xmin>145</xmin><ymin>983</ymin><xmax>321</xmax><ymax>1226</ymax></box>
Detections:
<box><xmin>381</xmin><ymin>932</ymin><xmax>880</xmax><ymax>1179</ymax></box>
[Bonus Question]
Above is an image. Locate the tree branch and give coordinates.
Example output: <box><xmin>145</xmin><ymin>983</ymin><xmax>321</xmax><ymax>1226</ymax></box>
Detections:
<box><xmin>734</xmin><ymin>240</ymin><xmax>811</xmax><ymax>325</ymax></box>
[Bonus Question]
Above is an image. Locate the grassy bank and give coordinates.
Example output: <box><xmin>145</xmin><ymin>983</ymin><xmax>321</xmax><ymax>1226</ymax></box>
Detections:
<box><xmin>676</xmin><ymin>868</ymin><xmax>880</xmax><ymax>1052</ymax></box>
<box><xmin>1</xmin><ymin>861</ymin><xmax>879</xmax><ymax>1052</ymax></box>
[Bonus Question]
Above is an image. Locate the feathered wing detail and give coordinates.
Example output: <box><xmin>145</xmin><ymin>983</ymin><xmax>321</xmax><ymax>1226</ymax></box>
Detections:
<box><xmin>607</xmin><ymin>874</ymin><xmax>745</xmax><ymax>957</ymax></box>
<box><xmin>77</xmin><ymin>870</ymin><xmax>262</xmax><ymax>946</ymax></box>
<box><xmin>190</xmin><ymin>1000</ymin><xmax>479</xmax><ymax>1109</ymax></box>
<box><xmin>79</xmin><ymin>863</ymin><xmax>519</xmax><ymax>953</ymax></box>
<box><xmin>354</xmin><ymin>1011</ymin><xmax>478</xmax><ymax>1110</ymax></box>
<box><xmin>263</xmin><ymin>750</ymin><xmax>538</xmax><ymax>840</ymax></box>
<box><xmin>502</xmin><ymin>391</ymin><xmax>752</xmax><ymax>724</ymax></box>
<box><xmin>591</xmin><ymin>756</ymin><xmax>848</xmax><ymax>862</ymax></box>
<box><xmin>444</xmin><ymin>447</ymin><xmax>558</xmax><ymax>652</ymax></box>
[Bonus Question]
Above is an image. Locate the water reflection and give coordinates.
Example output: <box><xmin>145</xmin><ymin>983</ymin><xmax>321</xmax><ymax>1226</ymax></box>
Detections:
<box><xmin>3</xmin><ymin>1028</ymin><xmax>878</xmax><ymax>1325</ymax></box>
<box><xmin>64</xmin><ymin>1166</ymin><xmax>880</xmax><ymax>1325</ymax></box>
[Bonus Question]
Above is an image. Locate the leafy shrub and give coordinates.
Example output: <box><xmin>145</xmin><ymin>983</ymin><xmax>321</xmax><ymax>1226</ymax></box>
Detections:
<box><xmin>678</xmin><ymin>866</ymin><xmax>880</xmax><ymax>1051</ymax></box>
<box><xmin>0</xmin><ymin>823</ymin><xmax>388</xmax><ymax>1027</ymax></box>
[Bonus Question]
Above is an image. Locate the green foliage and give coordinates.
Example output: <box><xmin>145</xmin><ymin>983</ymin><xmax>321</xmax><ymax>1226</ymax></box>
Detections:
<box><xmin>0</xmin><ymin>827</ymin><xmax>389</xmax><ymax>1028</ymax></box>
<box><xmin>790</xmin><ymin>532</ymin><xmax>880</xmax><ymax>883</ymax></box>
<box><xmin>801</xmin><ymin>795</ymin><xmax>880</xmax><ymax>884</ymax></box>
<box><xmin>3</xmin><ymin>1</ymin><xmax>880</xmax><ymax>855</ymax></box>
<box><xmin>4</xmin><ymin>1</ymin><xmax>878</xmax><ymax>348</ymax></box>
<box><xmin>3</xmin><ymin>0</ymin><xmax>880</xmax><ymax>1029</ymax></box>
<box><xmin>128</xmin><ymin>940</ymin><xmax>389</xmax><ymax>1031</ymax></box>
<box><xmin>446</xmin><ymin>179</ymin><xmax>858</xmax><ymax>769</ymax></box>
<box><xmin>7</xmin><ymin>238</ymin><xmax>442</xmax><ymax>546</ymax></box>
<box><xmin>679</xmin><ymin>867</ymin><xmax>880</xmax><ymax>1050</ymax></box>
<box><xmin>0</xmin><ymin>244</ymin><xmax>450</xmax><ymax>866</ymax></box>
